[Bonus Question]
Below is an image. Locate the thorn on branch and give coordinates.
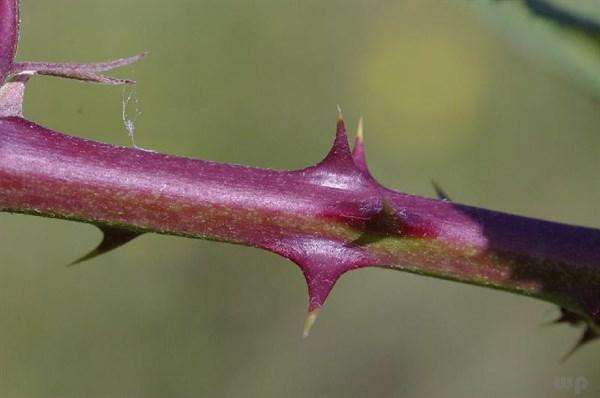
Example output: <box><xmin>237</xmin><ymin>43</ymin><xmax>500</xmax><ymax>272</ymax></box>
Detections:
<box><xmin>561</xmin><ymin>326</ymin><xmax>599</xmax><ymax>362</ymax></box>
<box><xmin>302</xmin><ymin>308</ymin><xmax>320</xmax><ymax>338</ymax></box>
<box><xmin>69</xmin><ymin>225</ymin><xmax>144</xmax><ymax>266</ymax></box>
<box><xmin>431</xmin><ymin>180</ymin><xmax>451</xmax><ymax>201</ymax></box>
<box><xmin>351</xmin><ymin>117</ymin><xmax>373</xmax><ymax>178</ymax></box>
<box><xmin>548</xmin><ymin>307</ymin><xmax>600</xmax><ymax>361</ymax></box>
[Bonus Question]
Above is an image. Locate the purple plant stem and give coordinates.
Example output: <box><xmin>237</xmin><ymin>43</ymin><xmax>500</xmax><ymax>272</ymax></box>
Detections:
<box><xmin>0</xmin><ymin>0</ymin><xmax>18</xmax><ymax>83</ymax></box>
<box><xmin>1</xmin><ymin>0</ymin><xmax>598</xmax><ymax>346</ymax></box>
<box><xmin>1</xmin><ymin>115</ymin><xmax>599</xmax><ymax>328</ymax></box>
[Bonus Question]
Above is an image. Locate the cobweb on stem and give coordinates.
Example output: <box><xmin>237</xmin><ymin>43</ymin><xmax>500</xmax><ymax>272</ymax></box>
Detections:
<box><xmin>122</xmin><ymin>86</ymin><xmax>142</xmax><ymax>149</ymax></box>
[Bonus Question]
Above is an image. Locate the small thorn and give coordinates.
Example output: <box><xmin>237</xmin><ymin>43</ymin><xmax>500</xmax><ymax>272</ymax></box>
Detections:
<box><xmin>307</xmin><ymin>105</ymin><xmax>353</xmax><ymax>171</ymax></box>
<box><xmin>302</xmin><ymin>308</ymin><xmax>321</xmax><ymax>338</ymax></box>
<box><xmin>431</xmin><ymin>180</ymin><xmax>451</xmax><ymax>201</ymax></box>
<box><xmin>352</xmin><ymin>117</ymin><xmax>370</xmax><ymax>174</ymax></box>
<box><xmin>69</xmin><ymin>226</ymin><xmax>143</xmax><ymax>266</ymax></box>
<box><xmin>560</xmin><ymin>326</ymin><xmax>599</xmax><ymax>363</ymax></box>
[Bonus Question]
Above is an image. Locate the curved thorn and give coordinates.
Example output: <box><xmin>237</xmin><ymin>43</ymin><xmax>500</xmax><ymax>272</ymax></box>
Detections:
<box><xmin>560</xmin><ymin>326</ymin><xmax>599</xmax><ymax>363</ymax></box>
<box><xmin>304</xmin><ymin>106</ymin><xmax>356</xmax><ymax>174</ymax></box>
<box><xmin>431</xmin><ymin>179</ymin><xmax>451</xmax><ymax>201</ymax></box>
<box><xmin>69</xmin><ymin>226</ymin><xmax>143</xmax><ymax>266</ymax></box>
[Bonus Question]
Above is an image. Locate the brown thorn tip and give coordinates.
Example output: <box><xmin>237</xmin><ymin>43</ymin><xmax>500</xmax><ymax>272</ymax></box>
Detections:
<box><xmin>302</xmin><ymin>308</ymin><xmax>321</xmax><ymax>339</ymax></box>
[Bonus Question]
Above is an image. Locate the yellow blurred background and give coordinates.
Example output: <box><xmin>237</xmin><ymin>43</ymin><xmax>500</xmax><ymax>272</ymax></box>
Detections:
<box><xmin>2</xmin><ymin>0</ymin><xmax>599</xmax><ymax>396</ymax></box>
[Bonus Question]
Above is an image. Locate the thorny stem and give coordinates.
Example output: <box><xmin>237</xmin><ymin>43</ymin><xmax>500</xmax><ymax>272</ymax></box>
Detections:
<box><xmin>0</xmin><ymin>0</ymin><xmax>598</xmax><ymax>354</ymax></box>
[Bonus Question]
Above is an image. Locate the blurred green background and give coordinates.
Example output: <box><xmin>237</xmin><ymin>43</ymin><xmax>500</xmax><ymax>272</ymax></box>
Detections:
<box><xmin>2</xmin><ymin>0</ymin><xmax>600</xmax><ymax>396</ymax></box>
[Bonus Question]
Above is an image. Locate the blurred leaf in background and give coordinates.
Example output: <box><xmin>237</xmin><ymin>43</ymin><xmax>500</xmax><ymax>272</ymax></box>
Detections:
<box><xmin>465</xmin><ymin>0</ymin><xmax>600</xmax><ymax>99</ymax></box>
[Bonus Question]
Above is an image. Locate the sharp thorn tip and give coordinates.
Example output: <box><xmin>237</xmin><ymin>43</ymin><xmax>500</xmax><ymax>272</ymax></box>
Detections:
<box><xmin>302</xmin><ymin>308</ymin><xmax>321</xmax><ymax>339</ymax></box>
<box><xmin>336</xmin><ymin>105</ymin><xmax>344</xmax><ymax>122</ymax></box>
<box><xmin>431</xmin><ymin>179</ymin><xmax>451</xmax><ymax>201</ymax></box>
<box><xmin>356</xmin><ymin>117</ymin><xmax>364</xmax><ymax>142</ymax></box>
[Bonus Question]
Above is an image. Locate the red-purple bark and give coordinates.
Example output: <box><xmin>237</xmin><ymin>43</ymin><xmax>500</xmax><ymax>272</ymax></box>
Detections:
<box><xmin>0</xmin><ymin>0</ymin><xmax>17</xmax><ymax>83</ymax></box>
<box><xmin>0</xmin><ymin>0</ymin><xmax>598</xmax><ymax>351</ymax></box>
